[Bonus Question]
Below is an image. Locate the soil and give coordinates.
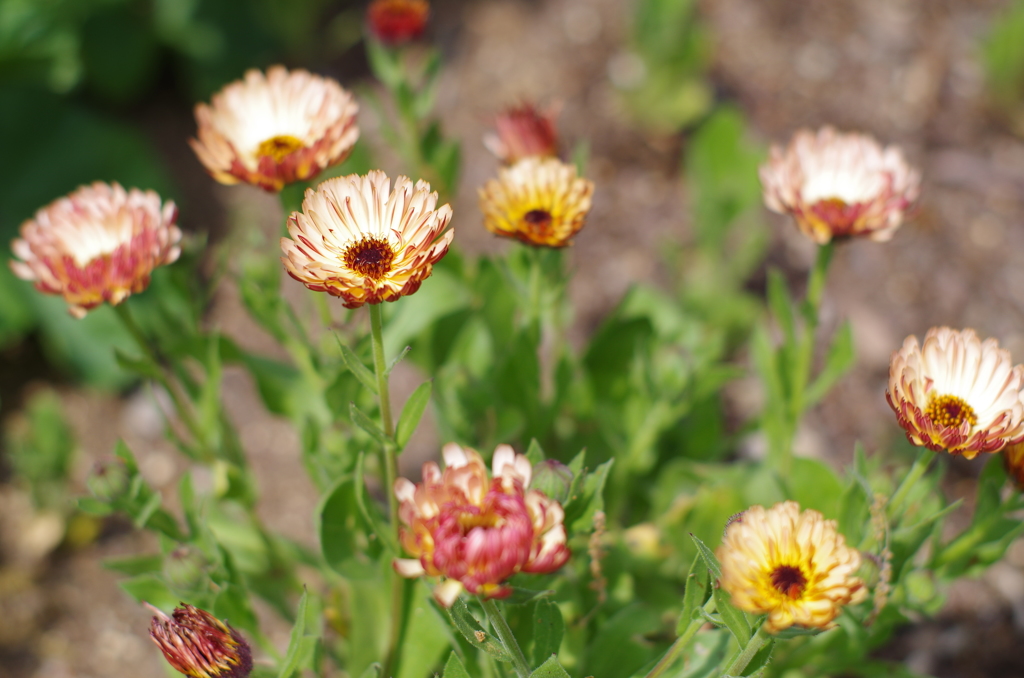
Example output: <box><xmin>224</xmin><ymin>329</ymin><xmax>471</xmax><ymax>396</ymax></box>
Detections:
<box><xmin>3</xmin><ymin>0</ymin><xmax>1024</xmax><ymax>676</ymax></box>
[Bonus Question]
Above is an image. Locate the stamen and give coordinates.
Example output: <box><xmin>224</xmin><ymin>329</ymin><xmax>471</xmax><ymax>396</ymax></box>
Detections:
<box><xmin>770</xmin><ymin>565</ymin><xmax>807</xmax><ymax>599</ymax></box>
<box><xmin>256</xmin><ymin>135</ymin><xmax>305</xmax><ymax>162</ymax></box>
<box><xmin>343</xmin><ymin>237</ymin><xmax>396</xmax><ymax>280</ymax></box>
<box><xmin>925</xmin><ymin>394</ymin><xmax>977</xmax><ymax>429</ymax></box>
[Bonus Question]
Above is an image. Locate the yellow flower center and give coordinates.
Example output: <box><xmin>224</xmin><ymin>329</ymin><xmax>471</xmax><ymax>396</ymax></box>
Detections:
<box><xmin>925</xmin><ymin>394</ymin><xmax>977</xmax><ymax>429</ymax></box>
<box><xmin>343</xmin><ymin>237</ymin><xmax>396</xmax><ymax>280</ymax></box>
<box><xmin>769</xmin><ymin>564</ymin><xmax>807</xmax><ymax>600</ymax></box>
<box><xmin>256</xmin><ymin>135</ymin><xmax>305</xmax><ymax>162</ymax></box>
<box><xmin>458</xmin><ymin>511</ymin><xmax>503</xmax><ymax>532</ymax></box>
<box><xmin>523</xmin><ymin>209</ymin><xmax>553</xmax><ymax>235</ymax></box>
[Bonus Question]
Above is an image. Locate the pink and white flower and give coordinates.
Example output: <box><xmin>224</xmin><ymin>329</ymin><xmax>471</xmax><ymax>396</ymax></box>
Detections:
<box><xmin>760</xmin><ymin>127</ymin><xmax>920</xmax><ymax>244</ymax></box>
<box><xmin>394</xmin><ymin>443</ymin><xmax>570</xmax><ymax>606</ymax></box>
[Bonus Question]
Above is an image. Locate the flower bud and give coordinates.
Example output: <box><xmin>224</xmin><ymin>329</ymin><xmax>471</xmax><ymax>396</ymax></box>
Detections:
<box><xmin>87</xmin><ymin>459</ymin><xmax>130</xmax><ymax>502</ymax></box>
<box><xmin>530</xmin><ymin>459</ymin><xmax>574</xmax><ymax>504</ymax></box>
<box><xmin>163</xmin><ymin>546</ymin><xmax>207</xmax><ymax>592</ymax></box>
<box><xmin>149</xmin><ymin>603</ymin><xmax>252</xmax><ymax>678</ymax></box>
<box><xmin>367</xmin><ymin>0</ymin><xmax>429</xmax><ymax>45</ymax></box>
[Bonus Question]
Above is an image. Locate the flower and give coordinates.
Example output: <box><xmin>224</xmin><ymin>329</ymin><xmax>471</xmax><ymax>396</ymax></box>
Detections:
<box><xmin>280</xmin><ymin>170</ymin><xmax>453</xmax><ymax>308</ymax></box>
<box><xmin>10</xmin><ymin>182</ymin><xmax>181</xmax><ymax>318</ymax></box>
<box><xmin>149</xmin><ymin>603</ymin><xmax>252</xmax><ymax>678</ymax></box>
<box><xmin>394</xmin><ymin>443</ymin><xmax>571</xmax><ymax>607</ymax></box>
<box><xmin>886</xmin><ymin>327</ymin><xmax>1024</xmax><ymax>459</ymax></box>
<box><xmin>483</xmin><ymin>102</ymin><xmax>560</xmax><ymax>164</ymax></box>
<box><xmin>717</xmin><ymin>501</ymin><xmax>866</xmax><ymax>634</ymax></box>
<box><xmin>478</xmin><ymin>157</ymin><xmax>594</xmax><ymax>248</ymax></box>
<box><xmin>759</xmin><ymin>127</ymin><xmax>920</xmax><ymax>244</ymax></box>
<box><xmin>367</xmin><ymin>0</ymin><xmax>429</xmax><ymax>44</ymax></box>
<box><xmin>191</xmin><ymin>66</ymin><xmax>359</xmax><ymax>192</ymax></box>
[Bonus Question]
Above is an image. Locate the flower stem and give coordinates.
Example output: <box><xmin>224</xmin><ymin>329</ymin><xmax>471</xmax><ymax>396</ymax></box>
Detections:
<box><xmin>723</xmin><ymin>625</ymin><xmax>770</xmax><ymax>677</ymax></box>
<box><xmin>481</xmin><ymin>598</ymin><xmax>532</xmax><ymax>678</ymax></box>
<box><xmin>888</xmin><ymin>449</ymin><xmax>934</xmax><ymax>521</ymax></box>
<box><xmin>369</xmin><ymin>303</ymin><xmax>408</xmax><ymax>678</ymax></box>
<box><xmin>113</xmin><ymin>303</ymin><xmax>205</xmax><ymax>456</ymax></box>
<box><xmin>644</xmin><ymin>596</ymin><xmax>717</xmax><ymax>678</ymax></box>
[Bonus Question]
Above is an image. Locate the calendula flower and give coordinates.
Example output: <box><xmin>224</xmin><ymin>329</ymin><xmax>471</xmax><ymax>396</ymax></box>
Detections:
<box><xmin>886</xmin><ymin>327</ymin><xmax>1024</xmax><ymax>459</ymax></box>
<box><xmin>479</xmin><ymin>157</ymin><xmax>594</xmax><ymax>247</ymax></box>
<box><xmin>483</xmin><ymin>102</ymin><xmax>560</xmax><ymax>164</ymax></box>
<box><xmin>10</xmin><ymin>182</ymin><xmax>181</xmax><ymax>318</ymax></box>
<box><xmin>367</xmin><ymin>0</ymin><xmax>429</xmax><ymax>44</ymax></box>
<box><xmin>191</xmin><ymin>66</ymin><xmax>358</xmax><ymax>192</ymax></box>
<box><xmin>717</xmin><ymin>501</ymin><xmax>866</xmax><ymax>634</ymax></box>
<box><xmin>760</xmin><ymin>127</ymin><xmax>920</xmax><ymax>244</ymax></box>
<box><xmin>149</xmin><ymin>603</ymin><xmax>252</xmax><ymax>678</ymax></box>
<box><xmin>394</xmin><ymin>443</ymin><xmax>571</xmax><ymax>607</ymax></box>
<box><xmin>280</xmin><ymin>170</ymin><xmax>453</xmax><ymax>308</ymax></box>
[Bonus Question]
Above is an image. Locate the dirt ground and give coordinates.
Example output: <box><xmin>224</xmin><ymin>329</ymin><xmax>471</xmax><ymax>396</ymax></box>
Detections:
<box><xmin>3</xmin><ymin>0</ymin><xmax>1024</xmax><ymax>676</ymax></box>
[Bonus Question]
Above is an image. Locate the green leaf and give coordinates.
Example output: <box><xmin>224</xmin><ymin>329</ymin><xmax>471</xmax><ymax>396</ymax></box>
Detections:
<box><xmin>441</xmin><ymin>652</ymin><xmax>470</xmax><ymax>678</ymax></box>
<box><xmin>530</xmin><ymin>599</ymin><xmax>565</xmax><ymax>668</ymax></box>
<box><xmin>566</xmin><ymin>459</ymin><xmax>614</xmax><ymax>533</ymax></box>
<box><xmin>525</xmin><ymin>439</ymin><xmax>545</xmax><ymax>465</ymax></box>
<box><xmin>277</xmin><ymin>589</ymin><xmax>310</xmax><ymax>678</ymax></box>
<box><xmin>77</xmin><ymin>497</ymin><xmax>113</xmax><ymax>515</ymax></box>
<box><xmin>690</xmin><ymin>533</ymin><xmax>722</xmax><ymax>581</ymax></box>
<box><xmin>317</xmin><ymin>476</ymin><xmax>378</xmax><ymax>578</ymax></box>
<box><xmin>114</xmin><ymin>348</ymin><xmax>163</xmax><ymax>380</ymax></box>
<box><xmin>119</xmin><ymin>574</ymin><xmax>177</xmax><ymax>609</ymax></box>
<box><xmin>359</xmin><ymin>664</ymin><xmax>382</xmax><ymax>678</ymax></box>
<box><xmin>766</xmin><ymin>269</ymin><xmax>796</xmax><ymax>348</ymax></box>
<box><xmin>336</xmin><ymin>336</ymin><xmax>378</xmax><ymax>394</ymax></box>
<box><xmin>103</xmin><ymin>554</ymin><xmax>163</xmax><ymax>576</ymax></box>
<box><xmin>213</xmin><ymin>583</ymin><xmax>260</xmax><ymax>638</ymax></box>
<box><xmin>529</xmin><ymin>656</ymin><xmax>571</xmax><ymax>678</ymax></box>
<box><xmin>712</xmin><ymin>587</ymin><xmax>750</xmax><ymax>644</ymax></box>
<box><xmin>804</xmin><ymin>320</ymin><xmax>855</xmax><ymax>408</ymax></box>
<box><xmin>396</xmin><ymin>381</ymin><xmax>432</xmax><ymax>448</ymax></box>
<box><xmin>387</xmin><ymin>345</ymin><xmax>413</xmax><ymax>375</ymax></box>
<box><xmin>350</xmin><ymin>403</ymin><xmax>392</xmax><ymax>447</ymax></box>
<box><xmin>678</xmin><ymin>552</ymin><xmax>710</xmax><ymax>634</ymax></box>
<box><xmin>504</xmin><ymin>587</ymin><xmax>555</xmax><ymax>606</ymax></box>
<box><xmin>355</xmin><ymin>452</ymin><xmax>399</xmax><ymax>555</ymax></box>
<box><xmin>447</xmin><ymin>598</ymin><xmax>510</xmax><ymax>660</ymax></box>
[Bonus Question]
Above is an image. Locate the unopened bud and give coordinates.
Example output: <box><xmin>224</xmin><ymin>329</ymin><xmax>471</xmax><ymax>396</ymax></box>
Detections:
<box><xmin>531</xmin><ymin>459</ymin><xmax>573</xmax><ymax>503</ymax></box>
<box><xmin>149</xmin><ymin>603</ymin><xmax>252</xmax><ymax>678</ymax></box>
<box><xmin>87</xmin><ymin>459</ymin><xmax>130</xmax><ymax>502</ymax></box>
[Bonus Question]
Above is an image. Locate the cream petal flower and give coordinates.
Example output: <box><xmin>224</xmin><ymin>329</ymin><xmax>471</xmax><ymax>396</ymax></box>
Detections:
<box><xmin>717</xmin><ymin>501</ymin><xmax>866</xmax><ymax>634</ymax></box>
<box><xmin>191</xmin><ymin>66</ymin><xmax>358</xmax><ymax>192</ymax></box>
<box><xmin>886</xmin><ymin>327</ymin><xmax>1024</xmax><ymax>458</ymax></box>
<box><xmin>479</xmin><ymin>157</ymin><xmax>594</xmax><ymax>248</ymax></box>
<box><xmin>760</xmin><ymin>127</ymin><xmax>920</xmax><ymax>244</ymax></box>
<box><xmin>280</xmin><ymin>170</ymin><xmax>453</xmax><ymax>309</ymax></box>
<box><xmin>10</xmin><ymin>182</ymin><xmax>181</xmax><ymax>318</ymax></box>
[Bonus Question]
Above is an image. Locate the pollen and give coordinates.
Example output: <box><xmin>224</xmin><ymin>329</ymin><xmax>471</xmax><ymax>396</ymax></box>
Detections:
<box><xmin>256</xmin><ymin>135</ymin><xmax>305</xmax><ymax>162</ymax></box>
<box><xmin>925</xmin><ymin>394</ymin><xmax>977</xmax><ymax>429</ymax></box>
<box><xmin>769</xmin><ymin>565</ymin><xmax>807</xmax><ymax>600</ymax></box>
<box><xmin>343</xmin><ymin>236</ymin><xmax>396</xmax><ymax>281</ymax></box>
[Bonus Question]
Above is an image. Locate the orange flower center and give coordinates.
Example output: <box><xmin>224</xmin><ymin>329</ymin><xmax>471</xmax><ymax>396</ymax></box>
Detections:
<box><xmin>343</xmin><ymin>237</ymin><xmax>396</xmax><ymax>280</ymax></box>
<box><xmin>770</xmin><ymin>565</ymin><xmax>807</xmax><ymax>599</ymax></box>
<box><xmin>256</xmin><ymin>135</ymin><xmax>305</xmax><ymax>162</ymax></box>
<box><xmin>925</xmin><ymin>394</ymin><xmax>977</xmax><ymax>429</ymax></box>
<box><xmin>523</xmin><ymin>209</ymin><xmax>553</xmax><ymax>235</ymax></box>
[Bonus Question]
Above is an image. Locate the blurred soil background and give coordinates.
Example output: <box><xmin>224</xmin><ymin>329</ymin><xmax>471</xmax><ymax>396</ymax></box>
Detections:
<box><xmin>3</xmin><ymin>0</ymin><xmax>1024</xmax><ymax>676</ymax></box>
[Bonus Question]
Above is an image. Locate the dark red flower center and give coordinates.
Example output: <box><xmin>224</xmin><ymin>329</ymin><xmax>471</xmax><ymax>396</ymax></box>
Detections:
<box><xmin>925</xmin><ymin>393</ymin><xmax>977</xmax><ymax>429</ymax></box>
<box><xmin>343</xmin><ymin>237</ymin><xmax>396</xmax><ymax>280</ymax></box>
<box><xmin>770</xmin><ymin>565</ymin><xmax>807</xmax><ymax>599</ymax></box>
<box><xmin>523</xmin><ymin>209</ymin><xmax>553</xmax><ymax>235</ymax></box>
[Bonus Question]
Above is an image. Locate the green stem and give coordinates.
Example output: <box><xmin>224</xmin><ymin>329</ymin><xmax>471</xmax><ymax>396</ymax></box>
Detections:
<box><xmin>481</xmin><ymin>598</ymin><xmax>532</xmax><ymax>678</ymax></box>
<box><xmin>113</xmin><ymin>303</ymin><xmax>206</xmax><ymax>455</ymax></box>
<box><xmin>644</xmin><ymin>597</ymin><xmax>717</xmax><ymax>678</ymax></box>
<box><xmin>722</xmin><ymin>625</ymin><xmax>769</xmax><ymax>677</ymax></box>
<box><xmin>369</xmin><ymin>303</ymin><xmax>408</xmax><ymax>678</ymax></box>
<box><xmin>888</xmin><ymin>449</ymin><xmax>934</xmax><ymax>521</ymax></box>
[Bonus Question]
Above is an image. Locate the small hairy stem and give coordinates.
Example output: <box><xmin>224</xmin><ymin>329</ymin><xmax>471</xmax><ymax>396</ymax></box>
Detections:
<box><xmin>644</xmin><ymin>596</ymin><xmax>717</xmax><ymax>678</ymax></box>
<box><xmin>722</xmin><ymin>625</ymin><xmax>769</xmax><ymax>677</ymax></box>
<box><xmin>481</xmin><ymin>598</ymin><xmax>532</xmax><ymax>678</ymax></box>
<box><xmin>888</xmin><ymin>449</ymin><xmax>934</xmax><ymax>521</ymax></box>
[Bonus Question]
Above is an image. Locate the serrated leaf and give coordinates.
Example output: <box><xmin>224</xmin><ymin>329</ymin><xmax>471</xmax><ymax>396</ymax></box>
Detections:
<box><xmin>447</xmin><ymin>598</ymin><xmax>510</xmax><ymax>660</ymax></box>
<box><xmin>441</xmin><ymin>652</ymin><xmax>470</xmax><ymax>678</ymax></box>
<box><xmin>530</xmin><ymin>600</ymin><xmax>565</xmax><ymax>668</ymax></box>
<box><xmin>690</xmin><ymin>534</ymin><xmax>722</xmax><ymax>581</ymax></box>
<box><xmin>396</xmin><ymin>381</ymin><xmax>431</xmax><ymax>448</ymax></box>
<box><xmin>336</xmin><ymin>336</ymin><xmax>378</xmax><ymax>394</ymax></box>
<box><xmin>350</xmin><ymin>403</ymin><xmax>391</xmax><ymax>446</ymax></box>
<box><xmin>277</xmin><ymin>589</ymin><xmax>310</xmax><ymax>678</ymax></box>
<box><xmin>712</xmin><ymin>587</ymin><xmax>750</xmax><ymax>644</ymax></box>
<box><xmin>529</xmin><ymin>656</ymin><xmax>571</xmax><ymax>678</ymax></box>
